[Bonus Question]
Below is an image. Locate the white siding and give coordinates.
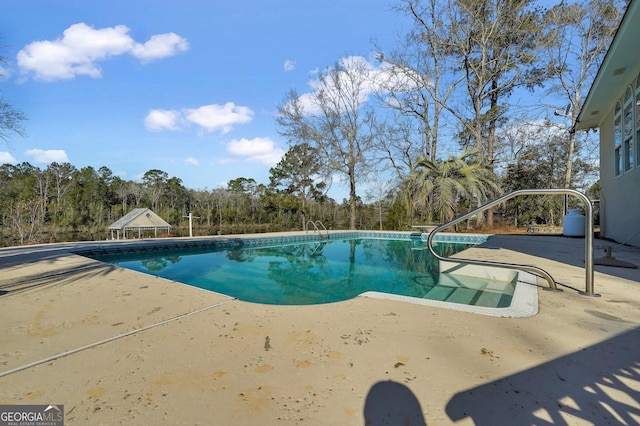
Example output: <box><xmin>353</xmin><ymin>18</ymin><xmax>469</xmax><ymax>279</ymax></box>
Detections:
<box><xmin>599</xmin><ymin>90</ymin><xmax>640</xmax><ymax>246</ymax></box>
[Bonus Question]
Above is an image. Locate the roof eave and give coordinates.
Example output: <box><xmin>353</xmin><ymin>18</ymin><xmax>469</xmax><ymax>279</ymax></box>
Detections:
<box><xmin>576</xmin><ymin>0</ymin><xmax>640</xmax><ymax>131</ymax></box>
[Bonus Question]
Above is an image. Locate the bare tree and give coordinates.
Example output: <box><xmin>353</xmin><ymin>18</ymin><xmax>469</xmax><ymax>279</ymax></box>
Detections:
<box><xmin>540</xmin><ymin>0</ymin><xmax>625</xmax><ymax>188</ymax></box>
<box><xmin>277</xmin><ymin>57</ymin><xmax>381</xmax><ymax>229</ymax></box>
<box><xmin>0</xmin><ymin>98</ymin><xmax>25</xmax><ymax>144</ymax></box>
<box><xmin>376</xmin><ymin>0</ymin><xmax>464</xmax><ymax>225</ymax></box>
<box><xmin>365</xmin><ymin>178</ymin><xmax>394</xmax><ymax>230</ymax></box>
<box><xmin>46</xmin><ymin>162</ymin><xmax>76</xmax><ymax>222</ymax></box>
<box><xmin>11</xmin><ymin>198</ymin><xmax>45</xmax><ymax>244</ymax></box>
<box><xmin>445</xmin><ymin>0</ymin><xmax>546</xmax><ymax>226</ymax></box>
<box><xmin>377</xmin><ymin>0</ymin><xmax>461</xmax><ymax>165</ymax></box>
<box><xmin>128</xmin><ymin>181</ymin><xmax>145</xmax><ymax>207</ymax></box>
<box><xmin>1</xmin><ymin>48</ymin><xmax>26</xmax><ymax>144</ymax></box>
<box><xmin>34</xmin><ymin>168</ymin><xmax>50</xmax><ymax>223</ymax></box>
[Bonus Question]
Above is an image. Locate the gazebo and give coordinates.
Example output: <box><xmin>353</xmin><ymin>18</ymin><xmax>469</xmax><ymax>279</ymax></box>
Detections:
<box><xmin>108</xmin><ymin>208</ymin><xmax>171</xmax><ymax>240</ymax></box>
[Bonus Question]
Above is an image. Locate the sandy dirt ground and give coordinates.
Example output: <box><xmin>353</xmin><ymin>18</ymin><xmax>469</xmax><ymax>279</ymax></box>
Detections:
<box><xmin>1</xmin><ymin>234</ymin><xmax>639</xmax><ymax>425</ymax></box>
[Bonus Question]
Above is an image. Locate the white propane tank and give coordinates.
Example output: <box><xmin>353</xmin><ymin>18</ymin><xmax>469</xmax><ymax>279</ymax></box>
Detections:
<box><xmin>563</xmin><ymin>208</ymin><xmax>585</xmax><ymax>237</ymax></box>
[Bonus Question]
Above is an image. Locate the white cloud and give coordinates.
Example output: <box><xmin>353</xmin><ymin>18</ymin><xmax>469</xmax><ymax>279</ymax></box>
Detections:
<box><xmin>184</xmin><ymin>156</ymin><xmax>199</xmax><ymax>166</ymax></box>
<box><xmin>17</xmin><ymin>22</ymin><xmax>188</xmax><ymax>81</ymax></box>
<box><xmin>144</xmin><ymin>109</ymin><xmax>181</xmax><ymax>131</ymax></box>
<box><xmin>0</xmin><ymin>152</ymin><xmax>18</xmax><ymax>164</ymax></box>
<box><xmin>184</xmin><ymin>103</ymin><xmax>254</xmax><ymax>134</ymax></box>
<box><xmin>146</xmin><ymin>103</ymin><xmax>254</xmax><ymax>134</ymax></box>
<box><xmin>226</xmin><ymin>137</ymin><xmax>284</xmax><ymax>165</ymax></box>
<box><xmin>284</xmin><ymin>59</ymin><xmax>296</xmax><ymax>72</ymax></box>
<box><xmin>297</xmin><ymin>91</ymin><xmax>321</xmax><ymax>115</ymax></box>
<box><xmin>25</xmin><ymin>148</ymin><xmax>68</xmax><ymax>164</ymax></box>
<box><xmin>131</xmin><ymin>32</ymin><xmax>189</xmax><ymax>63</ymax></box>
<box><xmin>294</xmin><ymin>56</ymin><xmax>395</xmax><ymax>115</ymax></box>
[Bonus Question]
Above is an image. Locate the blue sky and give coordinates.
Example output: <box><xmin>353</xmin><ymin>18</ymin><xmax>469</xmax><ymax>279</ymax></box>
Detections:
<box><xmin>0</xmin><ymin>0</ymin><xmax>406</xmax><ymax>198</ymax></box>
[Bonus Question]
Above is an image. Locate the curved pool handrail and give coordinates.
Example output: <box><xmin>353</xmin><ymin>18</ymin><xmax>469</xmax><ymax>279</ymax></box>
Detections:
<box><xmin>426</xmin><ymin>188</ymin><xmax>597</xmax><ymax>296</ymax></box>
<box><xmin>306</xmin><ymin>220</ymin><xmax>329</xmax><ymax>239</ymax></box>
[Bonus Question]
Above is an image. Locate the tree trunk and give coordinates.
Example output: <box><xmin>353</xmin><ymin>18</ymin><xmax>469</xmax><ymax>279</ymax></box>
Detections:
<box><xmin>349</xmin><ymin>173</ymin><xmax>357</xmax><ymax>230</ymax></box>
<box><xmin>564</xmin><ymin>130</ymin><xmax>576</xmax><ymax>189</ymax></box>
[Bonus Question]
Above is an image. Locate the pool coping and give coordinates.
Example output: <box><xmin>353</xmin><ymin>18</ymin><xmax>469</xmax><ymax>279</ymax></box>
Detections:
<box><xmin>72</xmin><ymin>230</ymin><xmax>491</xmax><ymax>256</ymax></box>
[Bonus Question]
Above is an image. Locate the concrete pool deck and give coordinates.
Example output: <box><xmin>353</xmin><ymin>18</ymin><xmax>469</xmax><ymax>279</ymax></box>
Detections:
<box><xmin>0</xmin><ymin>232</ymin><xmax>639</xmax><ymax>425</ymax></box>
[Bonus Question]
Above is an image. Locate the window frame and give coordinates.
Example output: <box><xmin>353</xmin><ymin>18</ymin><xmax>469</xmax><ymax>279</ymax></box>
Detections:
<box><xmin>623</xmin><ymin>86</ymin><xmax>634</xmax><ymax>173</ymax></box>
<box><xmin>614</xmin><ymin>99</ymin><xmax>623</xmax><ymax>176</ymax></box>
<box><xmin>635</xmin><ymin>72</ymin><xmax>640</xmax><ymax>168</ymax></box>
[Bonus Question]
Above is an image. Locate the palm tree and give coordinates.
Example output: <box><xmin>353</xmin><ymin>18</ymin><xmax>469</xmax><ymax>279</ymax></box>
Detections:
<box><xmin>407</xmin><ymin>150</ymin><xmax>500</xmax><ymax>224</ymax></box>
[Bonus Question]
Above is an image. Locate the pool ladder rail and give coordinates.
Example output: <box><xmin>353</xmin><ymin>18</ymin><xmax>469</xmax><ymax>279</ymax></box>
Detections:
<box><xmin>426</xmin><ymin>188</ymin><xmax>599</xmax><ymax>297</ymax></box>
<box><xmin>307</xmin><ymin>220</ymin><xmax>330</xmax><ymax>240</ymax></box>
<box><xmin>309</xmin><ymin>240</ymin><xmax>329</xmax><ymax>256</ymax></box>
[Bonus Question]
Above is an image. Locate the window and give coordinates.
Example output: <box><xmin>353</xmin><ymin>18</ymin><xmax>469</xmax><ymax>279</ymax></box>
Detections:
<box><xmin>636</xmin><ymin>72</ymin><xmax>640</xmax><ymax>167</ymax></box>
<box><xmin>623</xmin><ymin>87</ymin><xmax>634</xmax><ymax>172</ymax></box>
<box><xmin>612</xmin><ymin>77</ymin><xmax>640</xmax><ymax>177</ymax></box>
<box><xmin>614</xmin><ymin>100</ymin><xmax>622</xmax><ymax>176</ymax></box>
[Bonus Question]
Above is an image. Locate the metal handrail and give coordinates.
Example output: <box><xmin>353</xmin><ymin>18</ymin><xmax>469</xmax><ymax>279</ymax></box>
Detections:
<box><xmin>306</xmin><ymin>220</ymin><xmax>329</xmax><ymax>239</ymax></box>
<box><xmin>426</xmin><ymin>188</ymin><xmax>598</xmax><ymax>296</ymax></box>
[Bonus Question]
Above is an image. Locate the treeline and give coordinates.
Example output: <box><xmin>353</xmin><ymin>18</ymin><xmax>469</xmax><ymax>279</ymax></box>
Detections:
<box><xmin>0</xmin><ymin>159</ymin><xmax>404</xmax><ymax>246</ymax></box>
<box><xmin>0</xmin><ymin>162</ymin><xmax>376</xmax><ymax>246</ymax></box>
<box><xmin>0</xmin><ymin>125</ymin><xmax>598</xmax><ymax>247</ymax></box>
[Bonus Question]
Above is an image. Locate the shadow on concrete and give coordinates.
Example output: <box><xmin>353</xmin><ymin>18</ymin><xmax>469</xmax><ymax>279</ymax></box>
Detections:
<box><xmin>479</xmin><ymin>235</ymin><xmax>640</xmax><ymax>282</ymax></box>
<box><xmin>0</xmin><ymin>260</ymin><xmax>117</xmax><ymax>295</ymax></box>
<box><xmin>446</xmin><ymin>327</ymin><xmax>640</xmax><ymax>425</ymax></box>
<box><xmin>0</xmin><ymin>246</ymin><xmax>82</xmax><ymax>268</ymax></box>
<box><xmin>364</xmin><ymin>380</ymin><xmax>427</xmax><ymax>425</ymax></box>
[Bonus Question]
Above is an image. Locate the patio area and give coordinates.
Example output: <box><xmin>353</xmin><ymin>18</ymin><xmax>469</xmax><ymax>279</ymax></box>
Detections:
<box><xmin>1</xmin><ymin>233</ymin><xmax>639</xmax><ymax>425</ymax></box>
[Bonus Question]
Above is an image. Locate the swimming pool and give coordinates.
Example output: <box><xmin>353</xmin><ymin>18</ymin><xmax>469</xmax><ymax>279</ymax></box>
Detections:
<box><xmin>83</xmin><ymin>234</ymin><xmax>528</xmax><ymax>311</ymax></box>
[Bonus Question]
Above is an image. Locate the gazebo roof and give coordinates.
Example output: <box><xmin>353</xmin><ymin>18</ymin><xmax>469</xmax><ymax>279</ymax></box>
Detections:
<box><xmin>108</xmin><ymin>208</ymin><xmax>171</xmax><ymax>230</ymax></box>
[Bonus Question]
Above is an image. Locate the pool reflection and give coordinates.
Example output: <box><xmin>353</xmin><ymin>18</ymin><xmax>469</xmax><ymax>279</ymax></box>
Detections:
<box><xmin>94</xmin><ymin>238</ymin><xmax>478</xmax><ymax>305</ymax></box>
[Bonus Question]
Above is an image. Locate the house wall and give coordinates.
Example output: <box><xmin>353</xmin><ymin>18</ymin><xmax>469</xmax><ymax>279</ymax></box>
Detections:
<box><xmin>598</xmin><ymin>84</ymin><xmax>640</xmax><ymax>247</ymax></box>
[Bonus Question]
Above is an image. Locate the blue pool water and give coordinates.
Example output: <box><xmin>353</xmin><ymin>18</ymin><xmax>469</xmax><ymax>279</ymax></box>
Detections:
<box><xmin>89</xmin><ymin>238</ymin><xmax>515</xmax><ymax>307</ymax></box>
